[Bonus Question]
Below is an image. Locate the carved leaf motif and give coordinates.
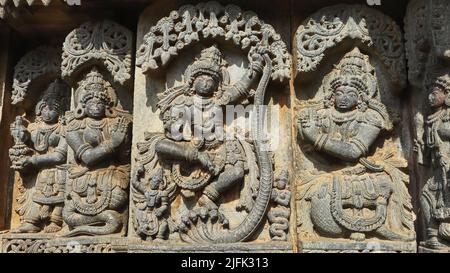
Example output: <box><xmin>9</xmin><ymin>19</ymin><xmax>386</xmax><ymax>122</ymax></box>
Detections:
<box><xmin>12</xmin><ymin>46</ymin><xmax>61</xmax><ymax>105</ymax></box>
<box><xmin>405</xmin><ymin>0</ymin><xmax>450</xmax><ymax>87</ymax></box>
<box><xmin>295</xmin><ymin>4</ymin><xmax>406</xmax><ymax>87</ymax></box>
<box><xmin>136</xmin><ymin>1</ymin><xmax>291</xmax><ymax>82</ymax></box>
<box><xmin>61</xmin><ymin>20</ymin><xmax>133</xmax><ymax>85</ymax></box>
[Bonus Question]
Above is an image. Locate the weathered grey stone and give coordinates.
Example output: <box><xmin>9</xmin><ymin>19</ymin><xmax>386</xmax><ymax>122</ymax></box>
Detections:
<box><xmin>406</xmin><ymin>0</ymin><xmax>450</xmax><ymax>252</ymax></box>
<box><xmin>9</xmin><ymin>80</ymin><xmax>69</xmax><ymax>234</ymax></box>
<box><xmin>131</xmin><ymin>1</ymin><xmax>292</xmax><ymax>246</ymax></box>
<box><xmin>293</xmin><ymin>4</ymin><xmax>416</xmax><ymax>253</ymax></box>
<box><xmin>2</xmin><ymin>0</ymin><xmax>450</xmax><ymax>254</ymax></box>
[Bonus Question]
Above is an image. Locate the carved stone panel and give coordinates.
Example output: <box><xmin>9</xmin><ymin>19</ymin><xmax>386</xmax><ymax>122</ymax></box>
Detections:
<box><xmin>130</xmin><ymin>1</ymin><xmax>293</xmax><ymax>250</ymax></box>
<box><xmin>293</xmin><ymin>4</ymin><xmax>416</xmax><ymax>253</ymax></box>
<box><xmin>60</xmin><ymin>20</ymin><xmax>134</xmax><ymax>237</ymax></box>
<box><xmin>2</xmin><ymin>0</ymin><xmax>448</xmax><ymax>254</ymax></box>
<box><xmin>12</xmin><ymin>46</ymin><xmax>61</xmax><ymax>106</ymax></box>
<box><xmin>405</xmin><ymin>0</ymin><xmax>450</xmax><ymax>253</ymax></box>
<box><xmin>8</xmin><ymin>46</ymin><xmax>70</xmax><ymax>235</ymax></box>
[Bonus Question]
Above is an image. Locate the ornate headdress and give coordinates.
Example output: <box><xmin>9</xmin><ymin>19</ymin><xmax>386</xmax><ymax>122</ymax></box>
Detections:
<box><xmin>327</xmin><ymin>47</ymin><xmax>378</xmax><ymax>99</ymax></box>
<box><xmin>74</xmin><ymin>67</ymin><xmax>117</xmax><ymax>118</ymax></box>
<box><xmin>35</xmin><ymin>79</ymin><xmax>67</xmax><ymax>117</ymax></box>
<box><xmin>432</xmin><ymin>74</ymin><xmax>450</xmax><ymax>94</ymax></box>
<box><xmin>185</xmin><ymin>45</ymin><xmax>225</xmax><ymax>85</ymax></box>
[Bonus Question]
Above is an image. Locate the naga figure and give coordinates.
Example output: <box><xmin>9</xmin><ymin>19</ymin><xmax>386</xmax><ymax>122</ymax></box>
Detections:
<box><xmin>297</xmin><ymin>48</ymin><xmax>415</xmax><ymax>242</ymax></box>
<box><xmin>9</xmin><ymin>80</ymin><xmax>67</xmax><ymax>233</ymax></box>
<box><xmin>419</xmin><ymin>74</ymin><xmax>450</xmax><ymax>250</ymax></box>
<box><xmin>63</xmin><ymin>68</ymin><xmax>132</xmax><ymax>237</ymax></box>
<box><xmin>133</xmin><ymin>45</ymin><xmax>274</xmax><ymax>243</ymax></box>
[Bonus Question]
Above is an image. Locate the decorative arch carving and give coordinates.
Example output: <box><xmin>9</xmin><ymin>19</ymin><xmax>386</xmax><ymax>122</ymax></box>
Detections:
<box><xmin>295</xmin><ymin>4</ymin><xmax>406</xmax><ymax>87</ymax></box>
<box><xmin>132</xmin><ymin>1</ymin><xmax>291</xmax><ymax>245</ymax></box>
<box><xmin>12</xmin><ymin>46</ymin><xmax>61</xmax><ymax>105</ymax></box>
<box><xmin>136</xmin><ymin>1</ymin><xmax>290</xmax><ymax>82</ymax></box>
<box><xmin>61</xmin><ymin>20</ymin><xmax>133</xmax><ymax>85</ymax></box>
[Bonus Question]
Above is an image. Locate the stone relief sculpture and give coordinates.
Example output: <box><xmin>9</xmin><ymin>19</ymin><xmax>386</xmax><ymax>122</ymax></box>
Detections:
<box><xmin>294</xmin><ymin>4</ymin><xmax>416</xmax><ymax>252</ymax></box>
<box><xmin>133</xmin><ymin>44</ymin><xmax>270</xmax><ymax>243</ymax></box>
<box><xmin>133</xmin><ymin>2</ymin><xmax>291</xmax><ymax>244</ymax></box>
<box><xmin>267</xmin><ymin>170</ymin><xmax>291</xmax><ymax>241</ymax></box>
<box><xmin>405</xmin><ymin>0</ymin><xmax>450</xmax><ymax>252</ymax></box>
<box><xmin>418</xmin><ymin>74</ymin><xmax>450</xmax><ymax>250</ymax></box>
<box><xmin>56</xmin><ymin>19</ymin><xmax>134</xmax><ymax>239</ymax></box>
<box><xmin>4</xmin><ymin>0</ymin><xmax>447</xmax><ymax>254</ymax></box>
<box><xmin>62</xmin><ymin>20</ymin><xmax>133</xmax><ymax>85</ymax></box>
<box><xmin>296</xmin><ymin>48</ymin><xmax>415</xmax><ymax>243</ymax></box>
<box><xmin>63</xmin><ymin>68</ymin><xmax>132</xmax><ymax>236</ymax></box>
<box><xmin>9</xmin><ymin>80</ymin><xmax>68</xmax><ymax>233</ymax></box>
<box><xmin>295</xmin><ymin>4</ymin><xmax>406</xmax><ymax>86</ymax></box>
<box><xmin>12</xmin><ymin>46</ymin><xmax>61</xmax><ymax>105</ymax></box>
<box><xmin>136</xmin><ymin>1</ymin><xmax>290</xmax><ymax>82</ymax></box>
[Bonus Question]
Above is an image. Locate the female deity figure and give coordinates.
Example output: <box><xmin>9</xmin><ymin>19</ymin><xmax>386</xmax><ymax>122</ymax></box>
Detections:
<box><xmin>297</xmin><ymin>48</ymin><xmax>415</xmax><ymax>242</ymax></box>
<box><xmin>63</xmin><ymin>68</ymin><xmax>132</xmax><ymax>236</ymax></box>
<box><xmin>420</xmin><ymin>74</ymin><xmax>450</xmax><ymax>249</ymax></box>
<box><xmin>10</xmin><ymin>80</ymin><xmax>67</xmax><ymax>233</ymax></box>
<box><xmin>133</xmin><ymin>45</ymin><xmax>266</xmax><ymax>241</ymax></box>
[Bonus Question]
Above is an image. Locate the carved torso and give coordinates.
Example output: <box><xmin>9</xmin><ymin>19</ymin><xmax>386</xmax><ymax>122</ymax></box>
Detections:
<box><xmin>30</xmin><ymin>123</ymin><xmax>62</xmax><ymax>154</ymax></box>
<box><xmin>29</xmin><ymin>122</ymin><xmax>66</xmax><ymax>204</ymax></box>
<box><xmin>427</xmin><ymin>110</ymin><xmax>450</xmax><ymax>166</ymax></box>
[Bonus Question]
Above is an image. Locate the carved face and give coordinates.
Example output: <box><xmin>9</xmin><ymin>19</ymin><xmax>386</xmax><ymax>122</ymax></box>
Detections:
<box><xmin>428</xmin><ymin>86</ymin><xmax>446</xmax><ymax>108</ymax></box>
<box><xmin>85</xmin><ymin>97</ymin><xmax>106</xmax><ymax>119</ymax></box>
<box><xmin>334</xmin><ymin>85</ymin><xmax>359</xmax><ymax>112</ymax></box>
<box><xmin>193</xmin><ymin>74</ymin><xmax>218</xmax><ymax>97</ymax></box>
<box><xmin>40</xmin><ymin>103</ymin><xmax>59</xmax><ymax>124</ymax></box>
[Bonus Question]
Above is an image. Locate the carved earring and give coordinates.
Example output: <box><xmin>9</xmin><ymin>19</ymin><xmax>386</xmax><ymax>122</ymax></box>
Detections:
<box><xmin>75</xmin><ymin>105</ymin><xmax>85</xmax><ymax>118</ymax></box>
<box><xmin>444</xmin><ymin>95</ymin><xmax>450</xmax><ymax>107</ymax></box>
<box><xmin>105</xmin><ymin>105</ymin><xmax>115</xmax><ymax>117</ymax></box>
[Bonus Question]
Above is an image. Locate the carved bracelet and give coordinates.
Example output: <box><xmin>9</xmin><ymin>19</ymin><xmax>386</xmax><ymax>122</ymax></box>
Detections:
<box><xmin>76</xmin><ymin>143</ymin><xmax>93</xmax><ymax>161</ymax></box>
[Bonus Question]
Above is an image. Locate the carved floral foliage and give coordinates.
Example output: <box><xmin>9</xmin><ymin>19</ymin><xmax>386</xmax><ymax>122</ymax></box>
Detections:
<box><xmin>295</xmin><ymin>4</ymin><xmax>406</xmax><ymax>87</ymax></box>
<box><xmin>12</xmin><ymin>46</ymin><xmax>61</xmax><ymax>105</ymax></box>
<box><xmin>136</xmin><ymin>1</ymin><xmax>290</xmax><ymax>82</ymax></box>
<box><xmin>62</xmin><ymin>20</ymin><xmax>133</xmax><ymax>85</ymax></box>
<box><xmin>405</xmin><ymin>0</ymin><xmax>450</xmax><ymax>87</ymax></box>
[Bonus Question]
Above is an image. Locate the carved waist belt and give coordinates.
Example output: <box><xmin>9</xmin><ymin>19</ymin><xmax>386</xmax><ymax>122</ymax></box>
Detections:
<box><xmin>330</xmin><ymin>176</ymin><xmax>389</xmax><ymax>232</ymax></box>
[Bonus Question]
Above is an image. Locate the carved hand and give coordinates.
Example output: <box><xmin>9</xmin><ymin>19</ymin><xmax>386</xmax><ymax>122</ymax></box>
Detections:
<box><xmin>298</xmin><ymin>110</ymin><xmax>321</xmax><ymax>141</ymax></box>
<box><xmin>197</xmin><ymin>152</ymin><xmax>216</xmax><ymax>174</ymax></box>
<box><xmin>155</xmin><ymin>207</ymin><xmax>166</xmax><ymax>217</ymax></box>
<box><xmin>250</xmin><ymin>47</ymin><xmax>269</xmax><ymax>73</ymax></box>
<box><xmin>17</xmin><ymin>156</ymin><xmax>35</xmax><ymax>172</ymax></box>
<box><xmin>111</xmin><ymin>117</ymin><xmax>129</xmax><ymax>149</ymax></box>
<box><xmin>413</xmin><ymin>138</ymin><xmax>425</xmax><ymax>164</ymax></box>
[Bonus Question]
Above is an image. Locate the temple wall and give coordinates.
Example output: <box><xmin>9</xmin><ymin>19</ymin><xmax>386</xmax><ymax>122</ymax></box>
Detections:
<box><xmin>0</xmin><ymin>0</ymin><xmax>447</xmax><ymax>253</ymax></box>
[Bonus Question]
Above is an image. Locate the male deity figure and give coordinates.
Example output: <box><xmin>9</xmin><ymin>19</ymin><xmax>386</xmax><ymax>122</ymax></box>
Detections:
<box><xmin>133</xmin><ymin>45</ymin><xmax>266</xmax><ymax>240</ymax></box>
<box><xmin>297</xmin><ymin>48</ymin><xmax>415</xmax><ymax>242</ymax></box>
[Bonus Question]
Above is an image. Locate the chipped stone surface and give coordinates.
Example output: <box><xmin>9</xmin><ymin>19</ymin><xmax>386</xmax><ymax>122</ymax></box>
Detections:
<box><xmin>0</xmin><ymin>0</ymin><xmax>448</xmax><ymax>253</ymax></box>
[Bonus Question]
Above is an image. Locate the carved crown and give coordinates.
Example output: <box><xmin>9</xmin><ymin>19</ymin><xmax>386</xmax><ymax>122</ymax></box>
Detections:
<box><xmin>76</xmin><ymin>67</ymin><xmax>116</xmax><ymax>107</ymax></box>
<box><xmin>185</xmin><ymin>45</ymin><xmax>224</xmax><ymax>85</ymax></box>
<box><xmin>433</xmin><ymin>74</ymin><xmax>450</xmax><ymax>94</ymax></box>
<box><xmin>329</xmin><ymin>48</ymin><xmax>378</xmax><ymax>98</ymax></box>
<box><xmin>35</xmin><ymin>79</ymin><xmax>67</xmax><ymax>116</ymax></box>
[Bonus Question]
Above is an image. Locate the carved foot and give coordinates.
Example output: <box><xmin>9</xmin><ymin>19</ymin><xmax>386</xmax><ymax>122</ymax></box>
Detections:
<box><xmin>178</xmin><ymin>206</ymin><xmax>229</xmax><ymax>232</ymax></box>
<box><xmin>197</xmin><ymin>194</ymin><xmax>219</xmax><ymax>211</ymax></box>
<box><xmin>44</xmin><ymin>222</ymin><xmax>62</xmax><ymax>233</ymax></box>
<box><xmin>375</xmin><ymin>226</ymin><xmax>416</xmax><ymax>242</ymax></box>
<box><xmin>350</xmin><ymin>232</ymin><xmax>366</xmax><ymax>241</ymax></box>
<box><xmin>153</xmin><ymin>237</ymin><xmax>166</xmax><ymax>243</ymax></box>
<box><xmin>12</xmin><ymin>222</ymin><xmax>41</xmax><ymax>233</ymax></box>
<box><xmin>423</xmin><ymin>236</ymin><xmax>448</xmax><ymax>250</ymax></box>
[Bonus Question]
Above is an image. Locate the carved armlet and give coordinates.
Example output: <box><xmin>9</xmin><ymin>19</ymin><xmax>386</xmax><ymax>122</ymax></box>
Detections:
<box><xmin>314</xmin><ymin>133</ymin><xmax>329</xmax><ymax>151</ymax></box>
<box><xmin>349</xmin><ymin>138</ymin><xmax>369</xmax><ymax>156</ymax></box>
<box><xmin>75</xmin><ymin>143</ymin><xmax>93</xmax><ymax>161</ymax></box>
